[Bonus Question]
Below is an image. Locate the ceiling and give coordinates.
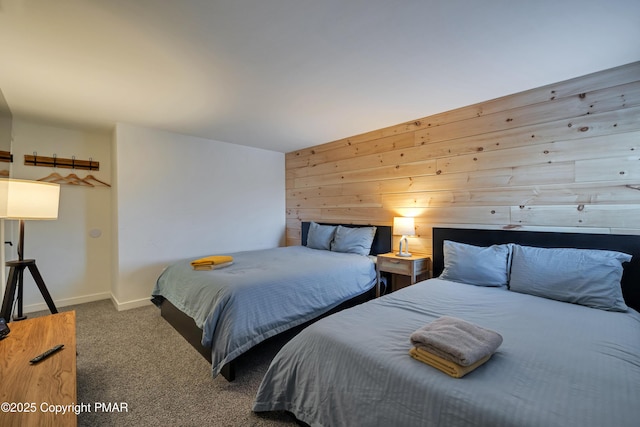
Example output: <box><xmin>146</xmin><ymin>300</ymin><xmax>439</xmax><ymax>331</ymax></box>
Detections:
<box><xmin>0</xmin><ymin>0</ymin><xmax>638</xmax><ymax>153</ymax></box>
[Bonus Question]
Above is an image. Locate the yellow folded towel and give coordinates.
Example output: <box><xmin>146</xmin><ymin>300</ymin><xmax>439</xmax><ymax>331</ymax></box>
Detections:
<box><xmin>410</xmin><ymin>316</ymin><xmax>503</xmax><ymax>367</ymax></box>
<box><xmin>190</xmin><ymin>255</ymin><xmax>234</xmax><ymax>270</ymax></box>
<box><xmin>409</xmin><ymin>346</ymin><xmax>492</xmax><ymax>378</ymax></box>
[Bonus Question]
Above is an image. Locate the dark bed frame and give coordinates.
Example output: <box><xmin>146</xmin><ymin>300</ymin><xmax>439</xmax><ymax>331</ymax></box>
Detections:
<box><xmin>432</xmin><ymin>227</ymin><xmax>640</xmax><ymax>312</ymax></box>
<box><xmin>156</xmin><ymin>222</ymin><xmax>391</xmax><ymax>381</ymax></box>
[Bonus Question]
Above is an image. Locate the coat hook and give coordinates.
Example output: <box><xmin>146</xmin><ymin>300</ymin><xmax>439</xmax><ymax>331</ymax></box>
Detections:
<box><xmin>53</xmin><ymin>153</ymin><xmax>57</xmax><ymax>168</ymax></box>
<box><xmin>33</xmin><ymin>151</ymin><xmax>38</xmax><ymax>166</ymax></box>
<box><xmin>88</xmin><ymin>157</ymin><xmax>93</xmax><ymax>171</ymax></box>
<box><xmin>72</xmin><ymin>155</ymin><xmax>76</xmax><ymax>169</ymax></box>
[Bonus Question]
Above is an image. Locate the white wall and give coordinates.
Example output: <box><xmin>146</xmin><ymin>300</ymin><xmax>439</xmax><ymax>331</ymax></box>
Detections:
<box><xmin>4</xmin><ymin>120</ymin><xmax>285</xmax><ymax>314</ymax></box>
<box><xmin>9</xmin><ymin>119</ymin><xmax>113</xmax><ymax>312</ymax></box>
<box><xmin>111</xmin><ymin>123</ymin><xmax>285</xmax><ymax>310</ymax></box>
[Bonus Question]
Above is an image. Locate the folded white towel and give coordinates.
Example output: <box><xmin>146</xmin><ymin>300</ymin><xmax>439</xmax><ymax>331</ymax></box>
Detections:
<box><xmin>410</xmin><ymin>316</ymin><xmax>503</xmax><ymax>367</ymax></box>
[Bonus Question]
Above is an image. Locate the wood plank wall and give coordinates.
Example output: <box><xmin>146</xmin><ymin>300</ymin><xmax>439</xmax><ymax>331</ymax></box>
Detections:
<box><xmin>285</xmin><ymin>62</ymin><xmax>640</xmax><ymax>257</ymax></box>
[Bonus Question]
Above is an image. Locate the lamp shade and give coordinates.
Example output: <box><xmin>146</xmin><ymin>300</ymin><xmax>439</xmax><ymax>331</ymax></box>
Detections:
<box><xmin>0</xmin><ymin>179</ymin><xmax>60</xmax><ymax>220</ymax></box>
<box><xmin>393</xmin><ymin>217</ymin><xmax>415</xmax><ymax>236</ymax></box>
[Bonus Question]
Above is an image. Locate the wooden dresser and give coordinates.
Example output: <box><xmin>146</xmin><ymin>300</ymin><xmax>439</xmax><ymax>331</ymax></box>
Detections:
<box><xmin>0</xmin><ymin>311</ymin><xmax>77</xmax><ymax>427</ymax></box>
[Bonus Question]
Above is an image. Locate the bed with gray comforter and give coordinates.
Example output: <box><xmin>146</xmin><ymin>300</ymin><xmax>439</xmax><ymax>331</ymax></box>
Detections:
<box><xmin>152</xmin><ymin>245</ymin><xmax>376</xmax><ymax>378</ymax></box>
<box><xmin>253</xmin><ymin>278</ymin><xmax>640</xmax><ymax>427</ymax></box>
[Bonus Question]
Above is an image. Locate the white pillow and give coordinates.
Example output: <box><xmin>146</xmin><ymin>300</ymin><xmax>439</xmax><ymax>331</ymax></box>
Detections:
<box><xmin>509</xmin><ymin>245</ymin><xmax>631</xmax><ymax>312</ymax></box>
<box><xmin>306</xmin><ymin>222</ymin><xmax>336</xmax><ymax>251</ymax></box>
<box><xmin>439</xmin><ymin>240</ymin><xmax>512</xmax><ymax>287</ymax></box>
<box><xmin>330</xmin><ymin>225</ymin><xmax>376</xmax><ymax>256</ymax></box>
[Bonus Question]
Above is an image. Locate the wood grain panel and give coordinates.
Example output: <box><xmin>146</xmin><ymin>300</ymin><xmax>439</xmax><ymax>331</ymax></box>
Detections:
<box><xmin>575</xmin><ymin>156</ymin><xmax>640</xmax><ymax>182</ymax></box>
<box><xmin>293</xmin><ymin>160</ymin><xmax>436</xmax><ymax>187</ymax></box>
<box><xmin>285</xmin><ymin>62</ymin><xmax>640</xmax><ymax>249</ymax></box>
<box><xmin>415</xmin><ymin>81</ymin><xmax>640</xmax><ymax>146</ymax></box>
<box><xmin>510</xmin><ymin>204</ymin><xmax>640</xmax><ymax>228</ymax></box>
<box><xmin>381</xmin><ymin>182</ymin><xmax>640</xmax><ymax>208</ymax></box>
<box><xmin>437</xmin><ymin>131</ymin><xmax>640</xmax><ymax>175</ymax></box>
<box><xmin>289</xmin><ymin>133</ymin><xmax>415</xmax><ymax>171</ymax></box>
<box><xmin>412</xmin><ymin>106</ymin><xmax>640</xmax><ymax>161</ymax></box>
<box><xmin>292</xmin><ymin>139</ymin><xmax>437</xmax><ymax>178</ymax></box>
<box><xmin>289</xmin><ymin>194</ymin><xmax>382</xmax><ymax>209</ymax></box>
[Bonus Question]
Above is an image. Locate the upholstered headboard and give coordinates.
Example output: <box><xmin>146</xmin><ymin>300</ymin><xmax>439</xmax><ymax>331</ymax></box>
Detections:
<box><xmin>301</xmin><ymin>222</ymin><xmax>392</xmax><ymax>256</ymax></box>
<box><xmin>432</xmin><ymin>227</ymin><xmax>640</xmax><ymax>312</ymax></box>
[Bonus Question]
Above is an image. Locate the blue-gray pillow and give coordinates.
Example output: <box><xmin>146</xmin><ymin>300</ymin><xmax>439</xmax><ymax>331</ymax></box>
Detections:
<box><xmin>330</xmin><ymin>225</ymin><xmax>376</xmax><ymax>256</ymax></box>
<box><xmin>440</xmin><ymin>240</ymin><xmax>512</xmax><ymax>287</ymax></box>
<box><xmin>509</xmin><ymin>245</ymin><xmax>631</xmax><ymax>312</ymax></box>
<box><xmin>306</xmin><ymin>222</ymin><xmax>336</xmax><ymax>251</ymax></box>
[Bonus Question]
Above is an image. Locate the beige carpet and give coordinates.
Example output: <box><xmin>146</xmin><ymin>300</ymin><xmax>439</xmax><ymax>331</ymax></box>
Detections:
<box><xmin>33</xmin><ymin>300</ymin><xmax>298</xmax><ymax>426</ymax></box>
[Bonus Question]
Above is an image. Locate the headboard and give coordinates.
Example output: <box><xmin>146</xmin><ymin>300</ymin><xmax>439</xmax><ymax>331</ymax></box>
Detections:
<box><xmin>301</xmin><ymin>222</ymin><xmax>392</xmax><ymax>256</ymax></box>
<box><xmin>432</xmin><ymin>227</ymin><xmax>640</xmax><ymax>312</ymax></box>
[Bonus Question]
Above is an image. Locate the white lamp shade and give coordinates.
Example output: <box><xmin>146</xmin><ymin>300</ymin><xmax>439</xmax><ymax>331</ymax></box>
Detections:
<box><xmin>0</xmin><ymin>179</ymin><xmax>60</xmax><ymax>219</ymax></box>
<box><xmin>393</xmin><ymin>217</ymin><xmax>415</xmax><ymax>236</ymax></box>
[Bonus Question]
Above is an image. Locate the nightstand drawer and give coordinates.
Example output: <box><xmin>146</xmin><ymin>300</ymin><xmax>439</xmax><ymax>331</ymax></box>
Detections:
<box><xmin>377</xmin><ymin>256</ymin><xmax>412</xmax><ymax>275</ymax></box>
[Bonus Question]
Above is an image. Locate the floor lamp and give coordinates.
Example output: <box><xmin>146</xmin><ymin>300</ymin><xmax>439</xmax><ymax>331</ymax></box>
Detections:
<box><xmin>0</xmin><ymin>179</ymin><xmax>60</xmax><ymax>321</ymax></box>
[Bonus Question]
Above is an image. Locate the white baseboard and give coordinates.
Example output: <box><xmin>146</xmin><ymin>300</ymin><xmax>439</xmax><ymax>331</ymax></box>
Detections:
<box><xmin>16</xmin><ymin>292</ymin><xmax>153</xmax><ymax>315</ymax></box>
<box><xmin>110</xmin><ymin>295</ymin><xmax>153</xmax><ymax>311</ymax></box>
<box><xmin>21</xmin><ymin>291</ymin><xmax>112</xmax><ymax>314</ymax></box>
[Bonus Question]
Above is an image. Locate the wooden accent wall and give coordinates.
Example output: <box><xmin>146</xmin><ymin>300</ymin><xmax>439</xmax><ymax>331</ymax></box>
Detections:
<box><xmin>285</xmin><ymin>62</ymin><xmax>640</xmax><ymax>256</ymax></box>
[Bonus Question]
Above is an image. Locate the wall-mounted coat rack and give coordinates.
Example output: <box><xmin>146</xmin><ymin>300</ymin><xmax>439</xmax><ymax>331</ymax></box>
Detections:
<box><xmin>0</xmin><ymin>150</ymin><xmax>12</xmax><ymax>163</ymax></box>
<box><xmin>24</xmin><ymin>153</ymin><xmax>99</xmax><ymax>171</ymax></box>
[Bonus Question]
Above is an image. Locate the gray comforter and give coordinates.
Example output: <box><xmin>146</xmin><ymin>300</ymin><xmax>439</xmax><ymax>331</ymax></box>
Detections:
<box><xmin>152</xmin><ymin>246</ymin><xmax>376</xmax><ymax>377</ymax></box>
<box><xmin>254</xmin><ymin>278</ymin><xmax>640</xmax><ymax>427</ymax></box>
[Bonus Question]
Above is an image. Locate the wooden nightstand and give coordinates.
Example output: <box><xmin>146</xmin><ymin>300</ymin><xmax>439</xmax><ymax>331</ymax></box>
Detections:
<box><xmin>376</xmin><ymin>253</ymin><xmax>431</xmax><ymax>297</ymax></box>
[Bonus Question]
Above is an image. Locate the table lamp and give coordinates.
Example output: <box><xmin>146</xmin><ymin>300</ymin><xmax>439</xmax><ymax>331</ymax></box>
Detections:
<box><xmin>393</xmin><ymin>216</ymin><xmax>415</xmax><ymax>257</ymax></box>
<box><xmin>0</xmin><ymin>178</ymin><xmax>60</xmax><ymax>321</ymax></box>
